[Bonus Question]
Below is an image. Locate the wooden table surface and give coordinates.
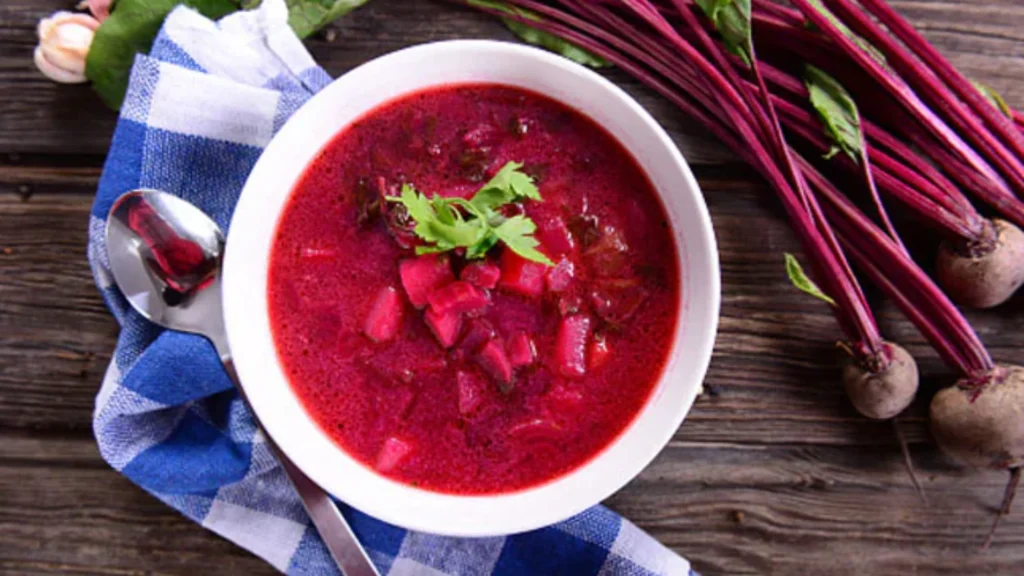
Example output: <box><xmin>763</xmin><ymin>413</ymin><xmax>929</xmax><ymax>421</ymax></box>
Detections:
<box><xmin>2</xmin><ymin>0</ymin><xmax>1024</xmax><ymax>574</ymax></box>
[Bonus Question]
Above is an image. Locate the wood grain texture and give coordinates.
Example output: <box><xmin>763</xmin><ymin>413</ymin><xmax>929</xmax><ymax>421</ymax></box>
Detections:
<box><xmin>1</xmin><ymin>0</ymin><xmax>1024</xmax><ymax>574</ymax></box>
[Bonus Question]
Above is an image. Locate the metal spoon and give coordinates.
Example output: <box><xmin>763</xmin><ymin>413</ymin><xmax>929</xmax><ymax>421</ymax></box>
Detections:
<box><xmin>105</xmin><ymin>189</ymin><xmax>380</xmax><ymax>576</ymax></box>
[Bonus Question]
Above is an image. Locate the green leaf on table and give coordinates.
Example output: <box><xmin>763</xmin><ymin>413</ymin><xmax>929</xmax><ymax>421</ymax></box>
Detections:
<box><xmin>694</xmin><ymin>0</ymin><xmax>753</xmax><ymax>66</ymax></box>
<box><xmin>804</xmin><ymin>0</ymin><xmax>886</xmax><ymax>66</ymax></box>
<box><xmin>387</xmin><ymin>161</ymin><xmax>553</xmax><ymax>265</ymax></box>
<box><xmin>784</xmin><ymin>253</ymin><xmax>836</xmax><ymax>306</ymax></box>
<box><xmin>85</xmin><ymin>0</ymin><xmax>239</xmax><ymax>110</ymax></box>
<box><xmin>803</xmin><ymin>64</ymin><xmax>863</xmax><ymax>162</ymax></box>
<box><xmin>466</xmin><ymin>0</ymin><xmax>609</xmax><ymax>68</ymax></box>
<box><xmin>282</xmin><ymin>0</ymin><xmax>369</xmax><ymax>39</ymax></box>
<box><xmin>971</xmin><ymin>80</ymin><xmax>1013</xmax><ymax>119</ymax></box>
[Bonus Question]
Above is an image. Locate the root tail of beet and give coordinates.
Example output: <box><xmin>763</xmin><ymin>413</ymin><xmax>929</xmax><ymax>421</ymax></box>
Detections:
<box><xmin>982</xmin><ymin>467</ymin><xmax>1021</xmax><ymax>550</ymax></box>
<box><xmin>893</xmin><ymin>419</ymin><xmax>927</xmax><ymax>503</ymax></box>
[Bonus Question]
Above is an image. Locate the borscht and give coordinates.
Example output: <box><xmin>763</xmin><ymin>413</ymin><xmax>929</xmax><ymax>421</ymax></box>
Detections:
<box><xmin>268</xmin><ymin>84</ymin><xmax>680</xmax><ymax>494</ymax></box>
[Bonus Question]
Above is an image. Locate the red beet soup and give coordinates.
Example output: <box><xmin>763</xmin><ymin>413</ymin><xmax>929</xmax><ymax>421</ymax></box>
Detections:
<box><xmin>268</xmin><ymin>84</ymin><xmax>680</xmax><ymax>494</ymax></box>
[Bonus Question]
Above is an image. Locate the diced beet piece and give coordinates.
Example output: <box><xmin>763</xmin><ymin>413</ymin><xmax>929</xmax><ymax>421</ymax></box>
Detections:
<box><xmin>476</xmin><ymin>338</ymin><xmax>513</xmax><ymax>387</ymax></box>
<box><xmin>590</xmin><ymin>278</ymin><xmax>649</xmax><ymax>325</ymax></box>
<box><xmin>363</xmin><ymin>286</ymin><xmax>403</xmax><ymax>343</ymax></box>
<box><xmin>460</xmin><ymin>260</ymin><xmax>501</xmax><ymax>289</ymax></box>
<box><xmin>584</xmin><ymin>226</ymin><xmax>629</xmax><ymax>277</ymax></box>
<box><xmin>459</xmin><ymin>318</ymin><xmax>497</xmax><ymax>353</ymax></box>
<box><xmin>375</xmin><ymin>436</ymin><xmax>412</xmax><ymax>473</ymax></box>
<box><xmin>399</xmin><ymin>254</ymin><xmax>454</xmax><ymax>309</ymax></box>
<box><xmin>507</xmin><ymin>331</ymin><xmax>536</xmax><ymax>368</ymax></box>
<box><xmin>424</xmin><ymin>308</ymin><xmax>463</xmax><ymax>348</ymax></box>
<box><xmin>555</xmin><ymin>315</ymin><xmax>591</xmax><ymax>378</ymax></box>
<box><xmin>589</xmin><ymin>333</ymin><xmax>611</xmax><ymax>370</ymax></box>
<box><xmin>507</xmin><ymin>417</ymin><xmax>562</xmax><ymax>440</ymax></box>
<box><xmin>499</xmin><ymin>251</ymin><xmax>546</xmax><ymax>298</ymax></box>
<box><xmin>457</xmin><ymin>370</ymin><xmax>484</xmax><ymax>415</ymax></box>
<box><xmin>427</xmin><ymin>281</ymin><xmax>489</xmax><ymax>315</ymax></box>
<box><xmin>536</xmin><ymin>214</ymin><xmax>575</xmax><ymax>256</ymax></box>
<box><xmin>545</xmin><ymin>257</ymin><xmax>575</xmax><ymax>293</ymax></box>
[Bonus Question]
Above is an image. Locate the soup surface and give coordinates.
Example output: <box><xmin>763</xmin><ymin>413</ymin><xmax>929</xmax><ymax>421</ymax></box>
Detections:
<box><xmin>268</xmin><ymin>84</ymin><xmax>680</xmax><ymax>494</ymax></box>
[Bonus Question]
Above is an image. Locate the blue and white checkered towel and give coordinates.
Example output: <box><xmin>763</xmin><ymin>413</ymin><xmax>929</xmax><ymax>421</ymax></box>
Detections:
<box><xmin>86</xmin><ymin>2</ymin><xmax>697</xmax><ymax>574</ymax></box>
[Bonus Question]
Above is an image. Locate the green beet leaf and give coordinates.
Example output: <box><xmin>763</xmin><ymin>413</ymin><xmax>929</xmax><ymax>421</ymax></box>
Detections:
<box><xmin>803</xmin><ymin>64</ymin><xmax>863</xmax><ymax>161</ymax></box>
<box><xmin>695</xmin><ymin>0</ymin><xmax>753</xmax><ymax>66</ymax></box>
<box><xmin>971</xmin><ymin>80</ymin><xmax>1013</xmax><ymax>119</ymax></box>
<box><xmin>85</xmin><ymin>0</ymin><xmax>239</xmax><ymax>110</ymax></box>
<box><xmin>280</xmin><ymin>0</ymin><xmax>369</xmax><ymax>39</ymax></box>
<box><xmin>467</xmin><ymin>0</ymin><xmax>609</xmax><ymax>68</ymax></box>
<box><xmin>784</xmin><ymin>253</ymin><xmax>836</xmax><ymax>306</ymax></box>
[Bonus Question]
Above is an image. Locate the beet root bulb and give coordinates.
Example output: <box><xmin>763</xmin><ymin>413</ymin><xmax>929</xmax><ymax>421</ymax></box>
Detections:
<box><xmin>936</xmin><ymin>219</ymin><xmax>1024</xmax><ymax>309</ymax></box>
<box><xmin>842</xmin><ymin>342</ymin><xmax>919</xmax><ymax>420</ymax></box>
<box><xmin>930</xmin><ymin>365</ymin><xmax>1024</xmax><ymax>469</ymax></box>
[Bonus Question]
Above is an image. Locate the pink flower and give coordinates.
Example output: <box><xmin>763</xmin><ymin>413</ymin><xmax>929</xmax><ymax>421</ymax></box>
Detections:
<box><xmin>33</xmin><ymin>11</ymin><xmax>100</xmax><ymax>84</ymax></box>
<box><xmin>82</xmin><ymin>0</ymin><xmax>112</xmax><ymax>22</ymax></box>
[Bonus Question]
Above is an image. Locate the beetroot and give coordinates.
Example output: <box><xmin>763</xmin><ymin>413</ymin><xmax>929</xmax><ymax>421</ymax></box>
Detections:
<box><xmin>545</xmin><ymin>257</ymin><xmax>575</xmax><ymax>293</ymax></box>
<box><xmin>588</xmin><ymin>332</ymin><xmax>611</xmax><ymax>371</ymax></box>
<box><xmin>375</xmin><ymin>436</ymin><xmax>412</xmax><ymax>473</ymax></box>
<box><xmin>363</xmin><ymin>286</ymin><xmax>404</xmax><ymax>343</ymax></box>
<box><xmin>841</xmin><ymin>342</ymin><xmax>918</xmax><ymax>420</ymax></box>
<box><xmin>459</xmin><ymin>318</ymin><xmax>497</xmax><ymax>354</ymax></box>
<box><xmin>507</xmin><ymin>331</ymin><xmax>537</xmax><ymax>368</ymax></box>
<box><xmin>460</xmin><ymin>259</ymin><xmax>501</xmax><ymax>289</ymax></box>
<box><xmin>931</xmin><ymin>366</ymin><xmax>1024</xmax><ymax>470</ymax></box>
<box><xmin>476</xmin><ymin>338</ymin><xmax>513</xmax><ymax>387</ymax></box>
<box><xmin>499</xmin><ymin>250</ymin><xmax>546</xmax><ymax>297</ymax></box>
<box><xmin>456</xmin><ymin>370</ymin><xmax>484</xmax><ymax>415</ymax></box>
<box><xmin>399</xmin><ymin>254</ymin><xmax>454</xmax><ymax>309</ymax></box>
<box><xmin>424</xmin><ymin>308</ymin><xmax>463</xmax><ymax>348</ymax></box>
<box><xmin>427</xmin><ymin>281</ymin><xmax>489</xmax><ymax>315</ymax></box>
<box><xmin>555</xmin><ymin>315</ymin><xmax>591</xmax><ymax>378</ymax></box>
<box><xmin>931</xmin><ymin>365</ymin><xmax>1024</xmax><ymax>547</ymax></box>
<box><xmin>936</xmin><ymin>219</ymin><xmax>1024</xmax><ymax>309</ymax></box>
<box><xmin>535</xmin><ymin>213</ymin><xmax>575</xmax><ymax>255</ymax></box>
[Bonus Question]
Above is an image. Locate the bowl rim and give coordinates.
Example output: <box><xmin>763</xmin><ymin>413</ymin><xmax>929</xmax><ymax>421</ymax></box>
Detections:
<box><xmin>223</xmin><ymin>39</ymin><xmax>720</xmax><ymax>536</ymax></box>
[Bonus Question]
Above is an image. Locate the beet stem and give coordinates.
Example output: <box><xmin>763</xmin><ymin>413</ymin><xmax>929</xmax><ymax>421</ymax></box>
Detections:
<box><xmin>787</xmin><ymin>0</ymin><xmax>1016</xmax><ymax>197</ymax></box>
<box><xmin>982</xmin><ymin>467</ymin><xmax>1020</xmax><ymax>550</ymax></box>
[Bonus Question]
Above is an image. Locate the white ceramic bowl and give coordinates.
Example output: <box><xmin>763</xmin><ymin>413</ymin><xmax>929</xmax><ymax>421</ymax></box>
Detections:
<box><xmin>223</xmin><ymin>40</ymin><xmax>719</xmax><ymax>536</ymax></box>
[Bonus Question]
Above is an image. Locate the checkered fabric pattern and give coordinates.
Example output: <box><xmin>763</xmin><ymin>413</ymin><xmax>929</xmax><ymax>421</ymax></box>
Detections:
<box><xmin>85</xmin><ymin>1</ymin><xmax>698</xmax><ymax>574</ymax></box>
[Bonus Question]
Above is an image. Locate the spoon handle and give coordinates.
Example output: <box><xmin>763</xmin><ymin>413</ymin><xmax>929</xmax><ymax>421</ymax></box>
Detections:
<box><xmin>222</xmin><ymin>359</ymin><xmax>381</xmax><ymax>576</ymax></box>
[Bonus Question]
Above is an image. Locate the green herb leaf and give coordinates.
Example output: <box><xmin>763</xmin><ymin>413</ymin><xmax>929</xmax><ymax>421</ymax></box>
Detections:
<box><xmin>467</xmin><ymin>0</ymin><xmax>609</xmax><ymax>68</ymax></box>
<box><xmin>803</xmin><ymin>65</ymin><xmax>863</xmax><ymax>162</ymax></box>
<box><xmin>470</xmin><ymin>160</ymin><xmax>541</xmax><ymax>212</ymax></box>
<box><xmin>784</xmin><ymin>253</ymin><xmax>836</xmax><ymax>306</ymax></box>
<box><xmin>493</xmin><ymin>215</ymin><xmax>554</xmax><ymax>266</ymax></box>
<box><xmin>280</xmin><ymin>0</ymin><xmax>369</xmax><ymax>39</ymax></box>
<box><xmin>388</xmin><ymin>162</ymin><xmax>553</xmax><ymax>265</ymax></box>
<box><xmin>971</xmin><ymin>80</ymin><xmax>1013</xmax><ymax>119</ymax></box>
<box><xmin>85</xmin><ymin>0</ymin><xmax>239</xmax><ymax>110</ymax></box>
<box><xmin>694</xmin><ymin>0</ymin><xmax>753</xmax><ymax>66</ymax></box>
<box><xmin>804</xmin><ymin>0</ymin><xmax>886</xmax><ymax>66</ymax></box>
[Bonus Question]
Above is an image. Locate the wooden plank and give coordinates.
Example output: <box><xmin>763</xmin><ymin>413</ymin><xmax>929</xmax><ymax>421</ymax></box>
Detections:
<box><xmin>2</xmin><ymin>0</ymin><xmax>1023</xmax><ymax>161</ymax></box>
<box><xmin>1</xmin><ymin>432</ymin><xmax>1021</xmax><ymax>576</ymax></box>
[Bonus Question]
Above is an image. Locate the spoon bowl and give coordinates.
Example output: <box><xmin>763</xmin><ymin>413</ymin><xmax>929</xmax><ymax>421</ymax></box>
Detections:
<box><xmin>105</xmin><ymin>190</ymin><xmax>228</xmax><ymax>354</ymax></box>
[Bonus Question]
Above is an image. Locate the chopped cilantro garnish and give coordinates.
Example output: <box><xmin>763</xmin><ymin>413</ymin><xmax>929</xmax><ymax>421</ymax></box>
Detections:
<box><xmin>386</xmin><ymin>161</ymin><xmax>553</xmax><ymax>266</ymax></box>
